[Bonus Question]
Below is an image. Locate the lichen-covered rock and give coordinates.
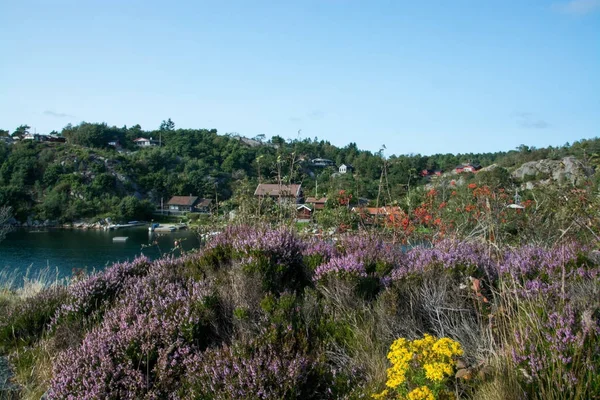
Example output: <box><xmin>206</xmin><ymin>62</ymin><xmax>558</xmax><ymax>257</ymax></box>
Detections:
<box><xmin>512</xmin><ymin>157</ymin><xmax>594</xmax><ymax>185</ymax></box>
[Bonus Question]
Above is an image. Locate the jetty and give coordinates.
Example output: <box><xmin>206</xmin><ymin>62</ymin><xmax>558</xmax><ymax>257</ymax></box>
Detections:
<box><xmin>149</xmin><ymin>223</ymin><xmax>188</xmax><ymax>233</ymax></box>
<box><xmin>105</xmin><ymin>221</ymin><xmax>147</xmax><ymax>231</ymax></box>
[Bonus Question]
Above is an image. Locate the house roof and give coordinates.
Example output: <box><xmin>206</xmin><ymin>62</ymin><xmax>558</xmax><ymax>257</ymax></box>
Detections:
<box><xmin>455</xmin><ymin>163</ymin><xmax>481</xmax><ymax>170</ymax></box>
<box><xmin>254</xmin><ymin>184</ymin><xmax>302</xmax><ymax>197</ymax></box>
<box><xmin>196</xmin><ymin>198</ymin><xmax>213</xmax><ymax>208</ymax></box>
<box><xmin>297</xmin><ymin>204</ymin><xmax>312</xmax><ymax>211</ymax></box>
<box><xmin>305</xmin><ymin>197</ymin><xmax>327</xmax><ymax>204</ymax></box>
<box><xmin>167</xmin><ymin>196</ymin><xmax>199</xmax><ymax>206</ymax></box>
<box><xmin>311</xmin><ymin>158</ymin><xmax>334</xmax><ymax>163</ymax></box>
<box><xmin>352</xmin><ymin>206</ymin><xmax>403</xmax><ymax>216</ymax></box>
<box><xmin>133</xmin><ymin>137</ymin><xmax>150</xmax><ymax>142</ymax></box>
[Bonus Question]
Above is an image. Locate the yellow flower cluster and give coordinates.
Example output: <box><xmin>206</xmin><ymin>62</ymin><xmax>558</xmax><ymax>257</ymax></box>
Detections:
<box><xmin>372</xmin><ymin>334</ymin><xmax>463</xmax><ymax>399</ymax></box>
<box><xmin>423</xmin><ymin>362</ymin><xmax>453</xmax><ymax>382</ymax></box>
<box><xmin>386</xmin><ymin>338</ymin><xmax>413</xmax><ymax>388</ymax></box>
<box><xmin>407</xmin><ymin>386</ymin><xmax>435</xmax><ymax>400</ymax></box>
<box><xmin>372</xmin><ymin>389</ymin><xmax>389</xmax><ymax>399</ymax></box>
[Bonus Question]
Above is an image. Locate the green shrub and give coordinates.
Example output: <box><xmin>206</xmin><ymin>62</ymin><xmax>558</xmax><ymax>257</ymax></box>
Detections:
<box><xmin>0</xmin><ymin>286</ymin><xmax>67</xmax><ymax>352</ymax></box>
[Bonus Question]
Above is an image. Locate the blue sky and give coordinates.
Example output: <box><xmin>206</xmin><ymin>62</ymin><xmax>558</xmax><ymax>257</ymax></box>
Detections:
<box><xmin>1</xmin><ymin>0</ymin><xmax>598</xmax><ymax>156</ymax></box>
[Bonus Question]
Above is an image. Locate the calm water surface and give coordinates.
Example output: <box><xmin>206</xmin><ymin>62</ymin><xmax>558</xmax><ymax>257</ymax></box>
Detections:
<box><xmin>0</xmin><ymin>227</ymin><xmax>200</xmax><ymax>281</ymax></box>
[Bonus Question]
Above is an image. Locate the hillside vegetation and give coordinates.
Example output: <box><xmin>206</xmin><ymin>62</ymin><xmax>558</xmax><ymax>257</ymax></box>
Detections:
<box><xmin>2</xmin><ymin>121</ymin><xmax>600</xmax><ymax>224</ymax></box>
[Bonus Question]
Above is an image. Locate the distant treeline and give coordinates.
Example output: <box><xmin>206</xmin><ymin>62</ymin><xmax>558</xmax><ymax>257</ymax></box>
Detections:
<box><xmin>0</xmin><ymin>120</ymin><xmax>599</xmax><ymax>222</ymax></box>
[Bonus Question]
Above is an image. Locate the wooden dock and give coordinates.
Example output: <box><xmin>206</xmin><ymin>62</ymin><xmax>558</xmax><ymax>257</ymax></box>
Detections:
<box><xmin>149</xmin><ymin>223</ymin><xmax>188</xmax><ymax>233</ymax></box>
<box><xmin>106</xmin><ymin>222</ymin><xmax>147</xmax><ymax>231</ymax></box>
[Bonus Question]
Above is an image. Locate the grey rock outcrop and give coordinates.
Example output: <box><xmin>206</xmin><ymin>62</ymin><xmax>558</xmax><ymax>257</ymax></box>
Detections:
<box><xmin>512</xmin><ymin>157</ymin><xmax>594</xmax><ymax>185</ymax></box>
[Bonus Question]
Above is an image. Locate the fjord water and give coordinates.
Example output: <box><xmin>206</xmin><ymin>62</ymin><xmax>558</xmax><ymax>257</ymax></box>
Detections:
<box><xmin>0</xmin><ymin>228</ymin><xmax>200</xmax><ymax>282</ymax></box>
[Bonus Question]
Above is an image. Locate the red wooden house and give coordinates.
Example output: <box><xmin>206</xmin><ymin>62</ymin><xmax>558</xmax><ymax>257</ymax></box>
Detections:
<box><xmin>454</xmin><ymin>163</ymin><xmax>481</xmax><ymax>173</ymax></box>
<box><xmin>296</xmin><ymin>204</ymin><xmax>313</xmax><ymax>221</ymax></box>
<box><xmin>305</xmin><ymin>197</ymin><xmax>328</xmax><ymax>210</ymax></box>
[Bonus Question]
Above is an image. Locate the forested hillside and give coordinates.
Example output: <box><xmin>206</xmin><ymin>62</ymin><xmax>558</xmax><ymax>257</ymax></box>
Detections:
<box><xmin>1</xmin><ymin>121</ymin><xmax>599</xmax><ymax>223</ymax></box>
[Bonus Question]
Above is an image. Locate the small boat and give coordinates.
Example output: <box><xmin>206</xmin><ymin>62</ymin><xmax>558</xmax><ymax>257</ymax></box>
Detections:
<box><xmin>113</xmin><ymin>236</ymin><xmax>128</xmax><ymax>243</ymax></box>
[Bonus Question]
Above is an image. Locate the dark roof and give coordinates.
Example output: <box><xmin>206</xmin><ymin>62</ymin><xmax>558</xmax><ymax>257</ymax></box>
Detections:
<box><xmin>254</xmin><ymin>184</ymin><xmax>302</xmax><ymax>197</ymax></box>
<box><xmin>167</xmin><ymin>196</ymin><xmax>199</xmax><ymax>206</ymax></box>
<box><xmin>455</xmin><ymin>163</ymin><xmax>481</xmax><ymax>170</ymax></box>
<box><xmin>196</xmin><ymin>198</ymin><xmax>213</xmax><ymax>208</ymax></box>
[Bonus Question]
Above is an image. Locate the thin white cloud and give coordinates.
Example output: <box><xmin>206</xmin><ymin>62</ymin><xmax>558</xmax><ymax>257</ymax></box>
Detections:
<box><xmin>43</xmin><ymin>110</ymin><xmax>74</xmax><ymax>118</ymax></box>
<box><xmin>308</xmin><ymin>110</ymin><xmax>325</xmax><ymax>120</ymax></box>
<box><xmin>513</xmin><ymin>111</ymin><xmax>550</xmax><ymax>130</ymax></box>
<box><xmin>552</xmin><ymin>0</ymin><xmax>600</xmax><ymax>15</ymax></box>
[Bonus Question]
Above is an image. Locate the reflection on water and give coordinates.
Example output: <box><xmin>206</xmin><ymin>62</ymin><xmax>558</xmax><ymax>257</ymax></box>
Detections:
<box><xmin>0</xmin><ymin>227</ymin><xmax>200</xmax><ymax>280</ymax></box>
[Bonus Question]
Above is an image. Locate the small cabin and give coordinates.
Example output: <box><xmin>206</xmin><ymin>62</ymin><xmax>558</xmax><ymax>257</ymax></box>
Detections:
<box><xmin>254</xmin><ymin>183</ymin><xmax>303</xmax><ymax>203</ymax></box>
<box><xmin>305</xmin><ymin>196</ymin><xmax>328</xmax><ymax>210</ymax></box>
<box><xmin>166</xmin><ymin>196</ymin><xmax>212</xmax><ymax>213</ymax></box>
<box><xmin>339</xmin><ymin>164</ymin><xmax>354</xmax><ymax>174</ymax></box>
<box><xmin>421</xmin><ymin>169</ymin><xmax>442</xmax><ymax>177</ymax></box>
<box><xmin>455</xmin><ymin>163</ymin><xmax>481</xmax><ymax>173</ymax></box>
<box><xmin>296</xmin><ymin>204</ymin><xmax>312</xmax><ymax>222</ymax></box>
<box><xmin>133</xmin><ymin>137</ymin><xmax>160</xmax><ymax>147</ymax></box>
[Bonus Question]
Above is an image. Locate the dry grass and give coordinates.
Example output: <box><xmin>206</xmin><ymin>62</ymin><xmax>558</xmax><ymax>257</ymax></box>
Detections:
<box><xmin>0</xmin><ymin>266</ymin><xmax>66</xmax><ymax>298</ymax></box>
<box><xmin>472</xmin><ymin>360</ymin><xmax>526</xmax><ymax>400</ymax></box>
<box><xmin>9</xmin><ymin>339</ymin><xmax>54</xmax><ymax>400</ymax></box>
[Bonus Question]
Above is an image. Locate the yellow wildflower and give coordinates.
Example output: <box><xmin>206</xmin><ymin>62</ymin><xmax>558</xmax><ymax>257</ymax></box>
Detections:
<box><xmin>375</xmin><ymin>334</ymin><xmax>463</xmax><ymax>399</ymax></box>
<box><xmin>410</xmin><ymin>334</ymin><xmax>437</xmax><ymax>363</ymax></box>
<box><xmin>407</xmin><ymin>386</ymin><xmax>435</xmax><ymax>400</ymax></box>
<box><xmin>423</xmin><ymin>362</ymin><xmax>454</xmax><ymax>382</ymax></box>
<box><xmin>432</xmin><ymin>337</ymin><xmax>463</xmax><ymax>360</ymax></box>
<box><xmin>385</xmin><ymin>337</ymin><xmax>413</xmax><ymax>388</ymax></box>
<box><xmin>371</xmin><ymin>389</ymin><xmax>389</xmax><ymax>399</ymax></box>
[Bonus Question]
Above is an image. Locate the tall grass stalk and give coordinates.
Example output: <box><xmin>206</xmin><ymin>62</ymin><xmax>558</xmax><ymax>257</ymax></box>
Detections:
<box><xmin>494</xmin><ymin>275</ymin><xmax>599</xmax><ymax>400</ymax></box>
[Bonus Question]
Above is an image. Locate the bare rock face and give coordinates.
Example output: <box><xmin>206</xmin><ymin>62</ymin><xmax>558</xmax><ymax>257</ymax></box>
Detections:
<box><xmin>479</xmin><ymin>164</ymin><xmax>498</xmax><ymax>172</ymax></box>
<box><xmin>512</xmin><ymin>157</ymin><xmax>594</xmax><ymax>185</ymax></box>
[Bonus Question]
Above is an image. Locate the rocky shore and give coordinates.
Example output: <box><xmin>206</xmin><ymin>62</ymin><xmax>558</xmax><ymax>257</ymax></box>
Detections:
<box><xmin>8</xmin><ymin>217</ymin><xmax>111</xmax><ymax>230</ymax></box>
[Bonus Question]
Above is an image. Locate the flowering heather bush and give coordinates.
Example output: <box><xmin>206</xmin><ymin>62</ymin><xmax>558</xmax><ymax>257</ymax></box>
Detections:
<box><xmin>373</xmin><ymin>334</ymin><xmax>463</xmax><ymax>400</ymax></box>
<box><xmin>391</xmin><ymin>240</ymin><xmax>494</xmax><ymax>282</ymax></box>
<box><xmin>1</xmin><ymin>227</ymin><xmax>599</xmax><ymax>399</ymax></box>
<box><xmin>53</xmin><ymin>255</ymin><xmax>151</xmax><ymax>326</ymax></box>
<box><xmin>205</xmin><ymin>225</ymin><xmax>305</xmax><ymax>265</ymax></box>
<box><xmin>499</xmin><ymin>242</ymin><xmax>591</xmax><ymax>282</ymax></box>
<box><xmin>47</xmin><ymin>265</ymin><xmax>217</xmax><ymax>399</ymax></box>
<box><xmin>302</xmin><ymin>237</ymin><xmax>339</xmax><ymax>270</ymax></box>
<box><xmin>0</xmin><ymin>286</ymin><xmax>67</xmax><ymax>351</ymax></box>
<box><xmin>338</xmin><ymin>233</ymin><xmax>403</xmax><ymax>273</ymax></box>
<box><xmin>503</xmin><ymin>290</ymin><xmax>600</xmax><ymax>398</ymax></box>
<box><xmin>203</xmin><ymin>225</ymin><xmax>309</xmax><ymax>293</ymax></box>
<box><xmin>314</xmin><ymin>254</ymin><xmax>367</xmax><ymax>282</ymax></box>
<box><xmin>182</xmin><ymin>340</ymin><xmax>323</xmax><ymax>399</ymax></box>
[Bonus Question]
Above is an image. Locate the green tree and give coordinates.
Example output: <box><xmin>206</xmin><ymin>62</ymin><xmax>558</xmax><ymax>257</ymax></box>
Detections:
<box><xmin>12</xmin><ymin>125</ymin><xmax>30</xmax><ymax>138</ymax></box>
<box><xmin>160</xmin><ymin>118</ymin><xmax>175</xmax><ymax>131</ymax></box>
<box><xmin>117</xmin><ymin>196</ymin><xmax>153</xmax><ymax>221</ymax></box>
